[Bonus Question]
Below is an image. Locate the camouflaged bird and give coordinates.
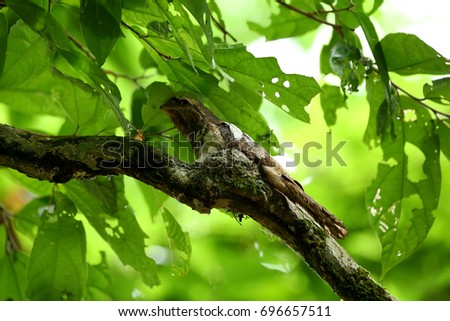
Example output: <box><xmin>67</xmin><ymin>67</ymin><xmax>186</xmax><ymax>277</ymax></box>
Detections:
<box><xmin>161</xmin><ymin>97</ymin><xmax>347</xmax><ymax>239</ymax></box>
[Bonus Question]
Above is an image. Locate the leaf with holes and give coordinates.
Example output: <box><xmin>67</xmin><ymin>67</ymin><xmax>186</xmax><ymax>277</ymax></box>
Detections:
<box><xmin>215</xmin><ymin>44</ymin><xmax>321</xmax><ymax>123</ymax></box>
<box><xmin>180</xmin><ymin>0</ymin><xmax>214</xmax><ymax>63</ymax></box>
<box><xmin>162</xmin><ymin>208</ymin><xmax>191</xmax><ymax>276</ymax></box>
<box><xmin>65</xmin><ymin>176</ymin><xmax>160</xmax><ymax>287</ymax></box>
<box><xmin>366</xmin><ymin>96</ymin><xmax>441</xmax><ymax>276</ymax></box>
<box><xmin>27</xmin><ymin>194</ymin><xmax>87</xmax><ymax>300</ymax></box>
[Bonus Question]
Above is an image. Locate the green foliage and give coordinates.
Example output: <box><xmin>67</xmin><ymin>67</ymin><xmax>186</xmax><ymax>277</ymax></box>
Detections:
<box><xmin>80</xmin><ymin>0</ymin><xmax>123</xmax><ymax>66</ymax></box>
<box><xmin>27</xmin><ymin>193</ymin><xmax>87</xmax><ymax>300</ymax></box>
<box><xmin>65</xmin><ymin>177</ymin><xmax>160</xmax><ymax>288</ymax></box>
<box><xmin>0</xmin><ymin>0</ymin><xmax>449</xmax><ymax>300</ymax></box>
<box><xmin>162</xmin><ymin>208</ymin><xmax>191</xmax><ymax>276</ymax></box>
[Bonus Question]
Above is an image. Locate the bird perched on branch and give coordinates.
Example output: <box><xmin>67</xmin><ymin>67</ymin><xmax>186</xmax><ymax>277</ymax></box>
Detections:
<box><xmin>161</xmin><ymin>97</ymin><xmax>347</xmax><ymax>239</ymax></box>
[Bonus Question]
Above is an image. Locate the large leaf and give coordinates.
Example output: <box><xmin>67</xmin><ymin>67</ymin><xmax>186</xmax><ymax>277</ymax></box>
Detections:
<box><xmin>80</xmin><ymin>0</ymin><xmax>123</xmax><ymax>66</ymax></box>
<box><xmin>65</xmin><ymin>176</ymin><xmax>160</xmax><ymax>287</ymax></box>
<box><xmin>381</xmin><ymin>33</ymin><xmax>450</xmax><ymax>75</ymax></box>
<box><xmin>162</xmin><ymin>208</ymin><xmax>191</xmax><ymax>276</ymax></box>
<box><xmin>26</xmin><ymin>194</ymin><xmax>87</xmax><ymax>300</ymax></box>
<box><xmin>366</xmin><ymin>96</ymin><xmax>441</xmax><ymax>275</ymax></box>
<box><xmin>215</xmin><ymin>44</ymin><xmax>321</xmax><ymax>123</ymax></box>
<box><xmin>0</xmin><ymin>22</ymin><xmax>118</xmax><ymax>133</ymax></box>
<box><xmin>7</xmin><ymin>1</ymin><xmax>130</xmax><ymax>131</ymax></box>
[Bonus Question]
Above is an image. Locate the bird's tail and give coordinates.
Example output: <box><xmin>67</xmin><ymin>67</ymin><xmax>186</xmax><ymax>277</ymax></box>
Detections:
<box><xmin>300</xmin><ymin>192</ymin><xmax>348</xmax><ymax>239</ymax></box>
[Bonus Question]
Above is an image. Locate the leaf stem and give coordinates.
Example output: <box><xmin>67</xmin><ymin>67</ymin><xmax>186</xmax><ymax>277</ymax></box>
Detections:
<box><xmin>67</xmin><ymin>33</ymin><xmax>96</xmax><ymax>62</ymax></box>
<box><xmin>210</xmin><ymin>14</ymin><xmax>238</xmax><ymax>42</ymax></box>
<box><xmin>103</xmin><ymin>69</ymin><xmax>152</xmax><ymax>86</ymax></box>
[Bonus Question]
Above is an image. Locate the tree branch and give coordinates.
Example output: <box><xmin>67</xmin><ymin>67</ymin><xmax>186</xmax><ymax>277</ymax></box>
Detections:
<box><xmin>0</xmin><ymin>123</ymin><xmax>395</xmax><ymax>300</ymax></box>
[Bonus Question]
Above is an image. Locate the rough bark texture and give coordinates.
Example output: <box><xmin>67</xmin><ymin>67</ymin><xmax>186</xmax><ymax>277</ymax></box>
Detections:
<box><xmin>0</xmin><ymin>123</ymin><xmax>396</xmax><ymax>300</ymax></box>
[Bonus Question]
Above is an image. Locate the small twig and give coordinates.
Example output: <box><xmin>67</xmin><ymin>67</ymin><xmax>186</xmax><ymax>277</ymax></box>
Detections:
<box><xmin>275</xmin><ymin>0</ymin><xmax>344</xmax><ymax>31</ymax></box>
<box><xmin>392</xmin><ymin>82</ymin><xmax>450</xmax><ymax>118</ymax></box>
<box><xmin>210</xmin><ymin>14</ymin><xmax>237</xmax><ymax>42</ymax></box>
<box><xmin>67</xmin><ymin>33</ymin><xmax>96</xmax><ymax>62</ymax></box>
<box><xmin>103</xmin><ymin>69</ymin><xmax>151</xmax><ymax>85</ymax></box>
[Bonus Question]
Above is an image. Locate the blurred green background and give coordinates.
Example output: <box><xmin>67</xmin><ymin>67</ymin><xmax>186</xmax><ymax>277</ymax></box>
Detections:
<box><xmin>1</xmin><ymin>0</ymin><xmax>449</xmax><ymax>300</ymax></box>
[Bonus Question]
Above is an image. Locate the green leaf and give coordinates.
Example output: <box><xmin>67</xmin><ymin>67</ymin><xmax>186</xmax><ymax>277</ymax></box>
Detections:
<box><xmin>381</xmin><ymin>33</ymin><xmax>450</xmax><ymax>75</ymax></box>
<box><xmin>353</xmin><ymin>10</ymin><xmax>394</xmax><ymax>108</ymax></box>
<box><xmin>0</xmin><ymin>22</ymin><xmax>119</xmax><ymax>133</ymax></box>
<box><xmin>80</xmin><ymin>0</ymin><xmax>123</xmax><ymax>66</ymax></box>
<box><xmin>366</xmin><ymin>96</ymin><xmax>441</xmax><ymax>276</ymax></box>
<box><xmin>7</xmin><ymin>2</ymin><xmax>130</xmax><ymax>131</ymax></box>
<box><xmin>15</xmin><ymin>196</ymin><xmax>52</xmax><ymax>240</ymax></box>
<box><xmin>27</xmin><ymin>195</ymin><xmax>87</xmax><ymax>300</ymax></box>
<box><xmin>180</xmin><ymin>0</ymin><xmax>214</xmax><ymax>64</ymax></box>
<box><xmin>215</xmin><ymin>44</ymin><xmax>321</xmax><ymax>123</ymax></box>
<box><xmin>152</xmin><ymin>0</ymin><xmax>207</xmax><ymax>72</ymax></box>
<box><xmin>319</xmin><ymin>84</ymin><xmax>347</xmax><ymax>126</ymax></box>
<box><xmin>4</xmin><ymin>169</ymin><xmax>54</xmax><ymax>196</ymax></box>
<box><xmin>0</xmin><ymin>249</ymin><xmax>28</xmax><ymax>300</ymax></box>
<box><xmin>364</xmin><ymin>73</ymin><xmax>385</xmax><ymax>146</ymax></box>
<box><xmin>423</xmin><ymin>77</ymin><xmax>450</xmax><ymax>105</ymax></box>
<box><xmin>248</xmin><ymin>0</ymin><xmax>324</xmax><ymax>40</ymax></box>
<box><xmin>65</xmin><ymin>176</ymin><xmax>160</xmax><ymax>287</ymax></box>
<box><xmin>438</xmin><ymin>120</ymin><xmax>450</xmax><ymax>161</ymax></box>
<box><xmin>136</xmin><ymin>181</ymin><xmax>168</xmax><ymax>222</ymax></box>
<box><xmin>131</xmin><ymin>87</ymin><xmax>146</xmax><ymax>129</ymax></box>
<box><xmin>2</xmin><ymin>12</ymin><xmax>126</xmax><ymax>132</ymax></box>
<box><xmin>329</xmin><ymin>41</ymin><xmax>364</xmax><ymax>93</ymax></box>
<box><xmin>84</xmin><ymin>252</ymin><xmax>112</xmax><ymax>300</ymax></box>
<box><xmin>162</xmin><ymin>208</ymin><xmax>191</xmax><ymax>276</ymax></box>
<box><xmin>5</xmin><ymin>0</ymin><xmax>47</xmax><ymax>31</ymax></box>
<box><xmin>142</xmin><ymin>82</ymin><xmax>174</xmax><ymax>131</ymax></box>
<box><xmin>0</xmin><ymin>12</ymin><xmax>7</xmax><ymax>76</ymax></box>
<box><xmin>60</xmin><ymin>50</ymin><xmax>130</xmax><ymax>132</ymax></box>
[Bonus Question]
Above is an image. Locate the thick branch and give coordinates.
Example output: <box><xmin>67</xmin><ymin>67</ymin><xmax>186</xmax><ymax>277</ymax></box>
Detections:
<box><xmin>0</xmin><ymin>123</ymin><xmax>395</xmax><ymax>300</ymax></box>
